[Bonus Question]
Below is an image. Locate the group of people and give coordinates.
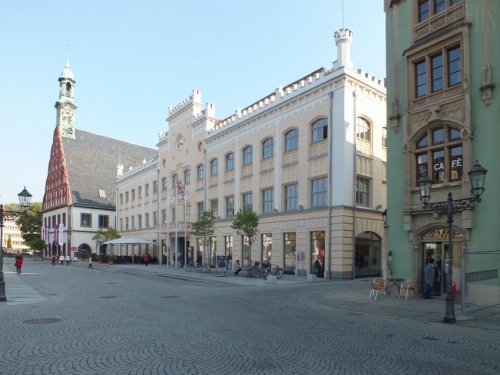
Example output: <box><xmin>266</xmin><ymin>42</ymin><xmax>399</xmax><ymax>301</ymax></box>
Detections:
<box><xmin>51</xmin><ymin>254</ymin><xmax>71</xmax><ymax>265</ymax></box>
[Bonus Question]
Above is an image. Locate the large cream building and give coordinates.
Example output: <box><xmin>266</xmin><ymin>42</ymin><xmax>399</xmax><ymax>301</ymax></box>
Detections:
<box><xmin>117</xmin><ymin>29</ymin><xmax>387</xmax><ymax>279</ymax></box>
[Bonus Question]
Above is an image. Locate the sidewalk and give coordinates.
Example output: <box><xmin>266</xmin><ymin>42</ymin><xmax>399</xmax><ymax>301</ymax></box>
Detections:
<box><xmin>4</xmin><ymin>260</ymin><xmax>500</xmax><ymax>331</ymax></box>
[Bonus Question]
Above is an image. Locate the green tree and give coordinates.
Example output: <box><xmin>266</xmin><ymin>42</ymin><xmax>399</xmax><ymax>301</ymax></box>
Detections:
<box><xmin>231</xmin><ymin>209</ymin><xmax>259</xmax><ymax>248</ymax></box>
<box><xmin>92</xmin><ymin>227</ymin><xmax>121</xmax><ymax>255</ymax></box>
<box><xmin>27</xmin><ymin>237</ymin><xmax>46</xmax><ymax>252</ymax></box>
<box><xmin>192</xmin><ymin>211</ymin><xmax>215</xmax><ymax>264</ymax></box>
<box><xmin>14</xmin><ymin>202</ymin><xmax>42</xmax><ymax>243</ymax></box>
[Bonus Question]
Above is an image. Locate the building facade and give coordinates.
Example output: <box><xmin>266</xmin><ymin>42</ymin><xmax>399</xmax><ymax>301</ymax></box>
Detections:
<box><xmin>41</xmin><ymin>60</ymin><xmax>157</xmax><ymax>260</ymax></box>
<box><xmin>385</xmin><ymin>0</ymin><xmax>500</xmax><ymax>303</ymax></box>
<box><xmin>118</xmin><ymin>29</ymin><xmax>387</xmax><ymax>279</ymax></box>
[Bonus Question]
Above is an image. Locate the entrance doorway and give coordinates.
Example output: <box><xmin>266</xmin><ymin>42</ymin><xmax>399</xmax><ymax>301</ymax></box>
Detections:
<box><xmin>354</xmin><ymin>232</ymin><xmax>381</xmax><ymax>278</ymax></box>
<box><xmin>422</xmin><ymin>227</ymin><xmax>464</xmax><ymax>297</ymax></box>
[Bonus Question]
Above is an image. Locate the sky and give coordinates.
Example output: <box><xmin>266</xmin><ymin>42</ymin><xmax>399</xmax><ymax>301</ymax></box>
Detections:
<box><xmin>0</xmin><ymin>0</ymin><xmax>386</xmax><ymax>204</ymax></box>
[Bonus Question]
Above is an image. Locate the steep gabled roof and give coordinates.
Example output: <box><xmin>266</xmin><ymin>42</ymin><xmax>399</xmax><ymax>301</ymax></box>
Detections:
<box><xmin>43</xmin><ymin>129</ymin><xmax>156</xmax><ymax>211</ymax></box>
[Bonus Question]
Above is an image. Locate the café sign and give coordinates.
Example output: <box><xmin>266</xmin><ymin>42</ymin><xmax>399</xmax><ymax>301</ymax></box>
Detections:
<box><xmin>422</xmin><ymin>228</ymin><xmax>464</xmax><ymax>241</ymax></box>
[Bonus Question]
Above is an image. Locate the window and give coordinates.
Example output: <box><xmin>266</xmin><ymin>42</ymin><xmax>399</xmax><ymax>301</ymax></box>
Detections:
<box><xmin>210</xmin><ymin>199</ymin><xmax>218</xmax><ymax>217</ymax></box>
<box><xmin>81</xmin><ymin>213</ymin><xmax>92</xmax><ymax>227</ymax></box>
<box><xmin>382</xmin><ymin>127</ymin><xmax>387</xmax><ymax>148</ymax></box>
<box><xmin>311</xmin><ymin>177</ymin><xmax>327</xmax><ymax>208</ymax></box>
<box><xmin>131</xmin><ymin>216</ymin><xmax>135</xmax><ymax>230</ymax></box>
<box><xmin>262</xmin><ymin>138</ymin><xmax>273</xmax><ymax>159</ymax></box>
<box><xmin>435</xmin><ymin>0</ymin><xmax>445</xmax><ymax>14</ymax></box>
<box><xmin>243</xmin><ymin>146</ymin><xmax>253</xmax><ymax>166</ymax></box>
<box><xmin>162</xmin><ymin>209</ymin><xmax>167</xmax><ymax>224</ymax></box>
<box><xmin>153</xmin><ymin>181</ymin><xmax>158</xmax><ymax>194</ymax></box>
<box><xmin>415</xmin><ymin>125</ymin><xmax>462</xmax><ymax>184</ymax></box>
<box><xmin>311</xmin><ymin>118</ymin><xmax>328</xmax><ymax>143</ymax></box>
<box><xmin>162</xmin><ymin>177</ymin><xmax>168</xmax><ymax>191</ymax></box>
<box><xmin>242</xmin><ymin>192</ymin><xmax>253</xmax><ymax>211</ymax></box>
<box><xmin>119</xmin><ymin>193</ymin><xmax>123</xmax><ymax>204</ymax></box>
<box><xmin>226</xmin><ymin>195</ymin><xmax>234</xmax><ymax>218</ymax></box>
<box><xmin>98</xmin><ymin>215</ymin><xmax>109</xmax><ymax>228</ymax></box>
<box><xmin>153</xmin><ymin>211</ymin><xmax>158</xmax><ymax>226</ymax></box>
<box><xmin>131</xmin><ymin>189</ymin><xmax>135</xmax><ymax>201</ymax></box>
<box><xmin>356</xmin><ymin>177</ymin><xmax>370</xmax><ymax>207</ymax></box>
<box><xmin>138</xmin><ymin>214</ymin><xmax>142</xmax><ymax>229</ymax></box>
<box><xmin>262</xmin><ymin>188</ymin><xmax>273</xmax><ymax>214</ymax></box>
<box><xmin>356</xmin><ymin>118</ymin><xmax>371</xmax><ymax>141</ymax></box>
<box><xmin>285</xmin><ymin>183</ymin><xmax>298</xmax><ymax>211</ymax></box>
<box><xmin>413</xmin><ymin>44</ymin><xmax>462</xmax><ymax>99</ymax></box>
<box><xmin>145</xmin><ymin>213</ymin><xmax>150</xmax><ymax>228</ymax></box>
<box><xmin>125</xmin><ymin>191</ymin><xmax>129</xmax><ymax>203</ymax></box>
<box><xmin>184</xmin><ymin>170</ymin><xmax>191</xmax><ymax>185</ymax></box>
<box><xmin>415</xmin><ymin>60</ymin><xmax>427</xmax><ymax>97</ymax></box>
<box><xmin>125</xmin><ymin>217</ymin><xmax>129</xmax><ymax>230</ymax></box>
<box><xmin>120</xmin><ymin>218</ymin><xmax>123</xmax><ymax>231</ymax></box>
<box><xmin>285</xmin><ymin>129</ymin><xmax>298</xmax><ymax>152</ymax></box>
<box><xmin>225</xmin><ymin>152</ymin><xmax>234</xmax><ymax>171</ymax></box>
<box><xmin>210</xmin><ymin>159</ymin><xmax>218</xmax><ymax>175</ymax></box>
<box><xmin>138</xmin><ymin>186</ymin><xmax>142</xmax><ymax>199</ymax></box>
<box><xmin>448</xmin><ymin>46</ymin><xmax>461</xmax><ymax>86</ymax></box>
<box><xmin>431</xmin><ymin>53</ymin><xmax>443</xmax><ymax>92</ymax></box>
<box><xmin>145</xmin><ymin>184</ymin><xmax>149</xmax><ymax>197</ymax></box>
<box><xmin>418</xmin><ymin>0</ymin><xmax>430</xmax><ymax>22</ymax></box>
<box><xmin>197</xmin><ymin>164</ymin><xmax>205</xmax><ymax>180</ymax></box>
<box><xmin>172</xmin><ymin>174</ymin><xmax>178</xmax><ymax>189</ymax></box>
<box><xmin>197</xmin><ymin>202</ymin><xmax>204</xmax><ymax>220</ymax></box>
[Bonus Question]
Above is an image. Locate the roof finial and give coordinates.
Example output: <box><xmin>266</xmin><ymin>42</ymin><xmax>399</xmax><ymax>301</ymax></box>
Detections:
<box><xmin>65</xmin><ymin>44</ymin><xmax>71</xmax><ymax>68</ymax></box>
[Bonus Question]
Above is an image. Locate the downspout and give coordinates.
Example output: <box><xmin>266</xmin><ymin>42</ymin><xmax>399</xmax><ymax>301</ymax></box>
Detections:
<box><xmin>352</xmin><ymin>89</ymin><xmax>357</xmax><ymax>279</ymax></box>
<box><xmin>327</xmin><ymin>91</ymin><xmax>334</xmax><ymax>280</ymax></box>
<box><xmin>157</xmin><ymin>167</ymin><xmax>161</xmax><ymax>267</ymax></box>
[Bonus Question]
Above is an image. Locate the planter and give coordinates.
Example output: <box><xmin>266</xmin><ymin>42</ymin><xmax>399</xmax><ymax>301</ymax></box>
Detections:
<box><xmin>108</xmin><ymin>260</ymin><xmax>114</xmax><ymax>265</ymax></box>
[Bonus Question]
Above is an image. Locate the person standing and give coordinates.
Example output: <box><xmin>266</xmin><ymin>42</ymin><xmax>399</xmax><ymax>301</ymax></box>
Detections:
<box><xmin>15</xmin><ymin>255</ymin><xmax>23</xmax><ymax>275</ymax></box>
<box><xmin>424</xmin><ymin>258</ymin><xmax>435</xmax><ymax>299</ymax></box>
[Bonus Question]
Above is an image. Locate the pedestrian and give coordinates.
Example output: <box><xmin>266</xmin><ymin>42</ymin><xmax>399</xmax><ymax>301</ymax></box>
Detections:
<box><xmin>52</xmin><ymin>255</ymin><xmax>56</xmax><ymax>266</ymax></box>
<box><xmin>88</xmin><ymin>256</ymin><xmax>93</xmax><ymax>269</ymax></box>
<box><xmin>15</xmin><ymin>255</ymin><xmax>23</xmax><ymax>275</ymax></box>
<box><xmin>65</xmin><ymin>254</ymin><xmax>70</xmax><ymax>265</ymax></box>
<box><xmin>424</xmin><ymin>258</ymin><xmax>435</xmax><ymax>299</ymax></box>
<box><xmin>59</xmin><ymin>254</ymin><xmax>64</xmax><ymax>265</ymax></box>
<box><xmin>233</xmin><ymin>260</ymin><xmax>242</xmax><ymax>276</ymax></box>
<box><xmin>143</xmin><ymin>253</ymin><xmax>150</xmax><ymax>266</ymax></box>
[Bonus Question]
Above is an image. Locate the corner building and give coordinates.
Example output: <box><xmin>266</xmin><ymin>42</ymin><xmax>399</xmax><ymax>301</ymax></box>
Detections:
<box><xmin>385</xmin><ymin>0</ymin><xmax>500</xmax><ymax>303</ymax></box>
<box><xmin>119</xmin><ymin>29</ymin><xmax>387</xmax><ymax>278</ymax></box>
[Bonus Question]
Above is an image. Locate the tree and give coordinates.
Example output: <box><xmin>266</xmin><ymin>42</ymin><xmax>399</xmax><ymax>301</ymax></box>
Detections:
<box><xmin>231</xmin><ymin>209</ymin><xmax>259</xmax><ymax>260</ymax></box>
<box><xmin>27</xmin><ymin>238</ymin><xmax>46</xmax><ymax>252</ymax></box>
<box><xmin>92</xmin><ymin>227</ymin><xmax>120</xmax><ymax>254</ymax></box>
<box><xmin>14</xmin><ymin>202</ymin><xmax>42</xmax><ymax>243</ymax></box>
<box><xmin>192</xmin><ymin>211</ymin><xmax>215</xmax><ymax>265</ymax></box>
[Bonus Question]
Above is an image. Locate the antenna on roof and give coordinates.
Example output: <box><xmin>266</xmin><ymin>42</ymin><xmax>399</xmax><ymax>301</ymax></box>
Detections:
<box><xmin>341</xmin><ymin>0</ymin><xmax>345</xmax><ymax>30</ymax></box>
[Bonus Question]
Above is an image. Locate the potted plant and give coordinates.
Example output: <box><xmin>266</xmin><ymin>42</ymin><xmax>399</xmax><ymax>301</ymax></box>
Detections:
<box><xmin>97</xmin><ymin>254</ymin><xmax>104</xmax><ymax>263</ymax></box>
<box><xmin>107</xmin><ymin>255</ymin><xmax>116</xmax><ymax>265</ymax></box>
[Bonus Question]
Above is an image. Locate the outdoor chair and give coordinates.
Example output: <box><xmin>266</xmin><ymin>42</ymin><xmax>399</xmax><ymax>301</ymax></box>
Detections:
<box><xmin>369</xmin><ymin>278</ymin><xmax>387</xmax><ymax>300</ymax></box>
<box><xmin>399</xmin><ymin>280</ymin><xmax>418</xmax><ymax>300</ymax></box>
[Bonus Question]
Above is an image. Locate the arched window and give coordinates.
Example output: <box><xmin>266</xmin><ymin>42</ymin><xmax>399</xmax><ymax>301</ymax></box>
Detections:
<box><xmin>225</xmin><ymin>152</ymin><xmax>234</xmax><ymax>171</ymax></box>
<box><xmin>356</xmin><ymin>118</ymin><xmax>371</xmax><ymax>141</ymax></box>
<box><xmin>243</xmin><ymin>146</ymin><xmax>253</xmax><ymax>166</ymax></box>
<box><xmin>262</xmin><ymin>138</ymin><xmax>274</xmax><ymax>159</ymax></box>
<box><xmin>285</xmin><ymin>128</ymin><xmax>298</xmax><ymax>152</ymax></box>
<box><xmin>311</xmin><ymin>118</ymin><xmax>328</xmax><ymax>143</ymax></box>
<box><xmin>415</xmin><ymin>124</ymin><xmax>462</xmax><ymax>184</ymax></box>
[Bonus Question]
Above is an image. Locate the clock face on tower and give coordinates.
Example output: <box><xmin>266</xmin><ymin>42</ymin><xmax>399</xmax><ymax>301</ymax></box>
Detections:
<box><xmin>63</xmin><ymin>106</ymin><xmax>74</xmax><ymax>117</ymax></box>
<box><xmin>177</xmin><ymin>136</ymin><xmax>185</xmax><ymax>150</ymax></box>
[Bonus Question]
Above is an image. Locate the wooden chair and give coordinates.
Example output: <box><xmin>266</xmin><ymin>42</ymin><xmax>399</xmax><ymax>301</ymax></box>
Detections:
<box><xmin>369</xmin><ymin>278</ymin><xmax>387</xmax><ymax>300</ymax></box>
<box><xmin>399</xmin><ymin>280</ymin><xmax>418</xmax><ymax>300</ymax></box>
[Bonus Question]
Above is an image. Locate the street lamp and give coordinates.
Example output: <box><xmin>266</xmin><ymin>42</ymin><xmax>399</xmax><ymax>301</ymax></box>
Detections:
<box><xmin>0</xmin><ymin>187</ymin><xmax>32</xmax><ymax>302</ymax></box>
<box><xmin>417</xmin><ymin>161</ymin><xmax>487</xmax><ymax>323</ymax></box>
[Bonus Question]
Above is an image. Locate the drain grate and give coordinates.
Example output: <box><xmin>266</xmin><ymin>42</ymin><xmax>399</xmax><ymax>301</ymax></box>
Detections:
<box><xmin>99</xmin><ymin>296</ymin><xmax>118</xmax><ymax>299</ymax></box>
<box><xmin>23</xmin><ymin>318</ymin><xmax>61</xmax><ymax>325</ymax></box>
<box><xmin>162</xmin><ymin>296</ymin><xmax>179</xmax><ymax>299</ymax></box>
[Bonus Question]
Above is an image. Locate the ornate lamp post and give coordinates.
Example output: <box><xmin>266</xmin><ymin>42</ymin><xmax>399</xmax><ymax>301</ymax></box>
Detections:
<box><xmin>0</xmin><ymin>187</ymin><xmax>32</xmax><ymax>302</ymax></box>
<box><xmin>417</xmin><ymin>162</ymin><xmax>487</xmax><ymax>323</ymax></box>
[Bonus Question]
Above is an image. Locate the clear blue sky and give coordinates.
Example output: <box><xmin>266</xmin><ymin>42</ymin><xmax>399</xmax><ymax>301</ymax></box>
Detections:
<box><xmin>0</xmin><ymin>0</ymin><xmax>385</xmax><ymax>204</ymax></box>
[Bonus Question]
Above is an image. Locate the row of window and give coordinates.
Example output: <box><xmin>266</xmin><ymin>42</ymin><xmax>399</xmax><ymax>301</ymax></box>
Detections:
<box><xmin>43</xmin><ymin>213</ymin><xmax>110</xmax><ymax>229</ymax></box>
<box><xmin>417</xmin><ymin>0</ymin><xmax>462</xmax><ymax>23</ymax></box>
<box><xmin>119</xmin><ymin>176</ymin><xmax>371</xmax><ymax>230</ymax></box>
<box><xmin>415</xmin><ymin>45</ymin><xmax>461</xmax><ymax>98</ymax></box>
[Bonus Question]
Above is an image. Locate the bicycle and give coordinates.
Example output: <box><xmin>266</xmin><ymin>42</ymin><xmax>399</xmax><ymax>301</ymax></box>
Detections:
<box><xmin>261</xmin><ymin>261</ymin><xmax>284</xmax><ymax>279</ymax></box>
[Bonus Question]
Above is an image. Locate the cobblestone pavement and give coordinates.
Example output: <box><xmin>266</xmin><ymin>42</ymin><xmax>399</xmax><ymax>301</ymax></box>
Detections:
<box><xmin>1</xmin><ymin>259</ymin><xmax>499</xmax><ymax>374</ymax></box>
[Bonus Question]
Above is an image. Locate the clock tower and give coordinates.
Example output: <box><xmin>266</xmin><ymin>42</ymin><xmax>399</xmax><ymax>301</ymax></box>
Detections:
<box><xmin>55</xmin><ymin>54</ymin><xmax>77</xmax><ymax>139</ymax></box>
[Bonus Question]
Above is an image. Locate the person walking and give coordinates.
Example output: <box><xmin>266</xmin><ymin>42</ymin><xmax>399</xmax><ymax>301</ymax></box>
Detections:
<box><xmin>424</xmin><ymin>258</ymin><xmax>435</xmax><ymax>299</ymax></box>
<box><xmin>233</xmin><ymin>260</ymin><xmax>242</xmax><ymax>276</ymax></box>
<box><xmin>88</xmin><ymin>256</ymin><xmax>93</xmax><ymax>269</ymax></box>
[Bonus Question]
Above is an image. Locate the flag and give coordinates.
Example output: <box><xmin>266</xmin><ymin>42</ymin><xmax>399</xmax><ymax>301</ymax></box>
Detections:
<box><xmin>58</xmin><ymin>223</ymin><xmax>65</xmax><ymax>245</ymax></box>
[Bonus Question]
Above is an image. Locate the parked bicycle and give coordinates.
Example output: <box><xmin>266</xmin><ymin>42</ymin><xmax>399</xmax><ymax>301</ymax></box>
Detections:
<box><xmin>261</xmin><ymin>261</ymin><xmax>284</xmax><ymax>279</ymax></box>
<box><xmin>248</xmin><ymin>261</ymin><xmax>267</xmax><ymax>279</ymax></box>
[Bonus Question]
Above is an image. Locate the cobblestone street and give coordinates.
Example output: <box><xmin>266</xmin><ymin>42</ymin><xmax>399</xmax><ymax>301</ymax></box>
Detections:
<box><xmin>1</xmin><ymin>259</ymin><xmax>499</xmax><ymax>374</ymax></box>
